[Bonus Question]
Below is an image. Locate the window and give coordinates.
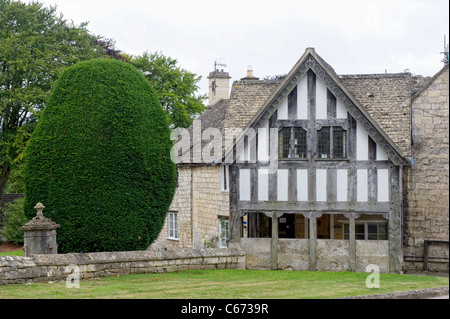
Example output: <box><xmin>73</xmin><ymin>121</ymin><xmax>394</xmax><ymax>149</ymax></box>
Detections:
<box><xmin>219</xmin><ymin>218</ymin><xmax>229</xmax><ymax>248</ymax></box>
<box><xmin>294</xmin><ymin>128</ymin><xmax>307</xmax><ymax>158</ymax></box>
<box><xmin>318</xmin><ymin>127</ymin><xmax>330</xmax><ymax>158</ymax></box>
<box><xmin>368</xmin><ymin>224</ymin><xmax>388</xmax><ymax>240</ymax></box>
<box><xmin>278</xmin><ymin>127</ymin><xmax>307</xmax><ymax>159</ymax></box>
<box><xmin>279</xmin><ymin>128</ymin><xmax>291</xmax><ymax>158</ymax></box>
<box><xmin>168</xmin><ymin>212</ymin><xmax>178</xmax><ymax>239</ymax></box>
<box><xmin>343</xmin><ymin>222</ymin><xmax>388</xmax><ymax>240</ymax></box>
<box><xmin>318</xmin><ymin>126</ymin><xmax>347</xmax><ymax>159</ymax></box>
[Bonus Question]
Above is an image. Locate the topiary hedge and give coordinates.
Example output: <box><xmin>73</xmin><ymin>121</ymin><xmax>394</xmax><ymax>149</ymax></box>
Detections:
<box><xmin>23</xmin><ymin>58</ymin><xmax>177</xmax><ymax>253</ymax></box>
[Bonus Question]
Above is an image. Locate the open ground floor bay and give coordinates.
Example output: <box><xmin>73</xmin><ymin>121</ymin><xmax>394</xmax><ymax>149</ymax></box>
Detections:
<box><xmin>237</xmin><ymin>212</ymin><xmax>395</xmax><ymax>273</ymax></box>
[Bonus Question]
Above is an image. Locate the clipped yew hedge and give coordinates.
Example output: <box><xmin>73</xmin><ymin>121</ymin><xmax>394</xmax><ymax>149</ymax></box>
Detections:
<box><xmin>23</xmin><ymin>58</ymin><xmax>177</xmax><ymax>253</ymax></box>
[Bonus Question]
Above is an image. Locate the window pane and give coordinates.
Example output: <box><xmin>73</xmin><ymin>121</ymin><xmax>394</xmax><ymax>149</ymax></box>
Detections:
<box><xmin>356</xmin><ymin>233</ymin><xmax>365</xmax><ymax>240</ymax></box>
<box><xmin>219</xmin><ymin>219</ymin><xmax>229</xmax><ymax>248</ymax></box>
<box><xmin>318</xmin><ymin>127</ymin><xmax>330</xmax><ymax>158</ymax></box>
<box><xmin>355</xmin><ymin>224</ymin><xmax>364</xmax><ymax>233</ymax></box>
<box><xmin>294</xmin><ymin>128</ymin><xmax>307</xmax><ymax>158</ymax></box>
<box><xmin>368</xmin><ymin>224</ymin><xmax>377</xmax><ymax>234</ymax></box>
<box><xmin>168</xmin><ymin>213</ymin><xmax>178</xmax><ymax>239</ymax></box>
<box><xmin>378</xmin><ymin>224</ymin><xmax>388</xmax><ymax>240</ymax></box>
<box><xmin>278</xmin><ymin>128</ymin><xmax>291</xmax><ymax>159</ymax></box>
<box><xmin>174</xmin><ymin>214</ymin><xmax>178</xmax><ymax>238</ymax></box>
<box><xmin>333</xmin><ymin>127</ymin><xmax>346</xmax><ymax>158</ymax></box>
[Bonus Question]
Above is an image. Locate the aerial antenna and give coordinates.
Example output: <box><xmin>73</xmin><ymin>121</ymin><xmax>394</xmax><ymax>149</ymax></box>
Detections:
<box><xmin>214</xmin><ymin>58</ymin><xmax>227</xmax><ymax>71</ymax></box>
<box><xmin>441</xmin><ymin>35</ymin><xmax>449</xmax><ymax>65</ymax></box>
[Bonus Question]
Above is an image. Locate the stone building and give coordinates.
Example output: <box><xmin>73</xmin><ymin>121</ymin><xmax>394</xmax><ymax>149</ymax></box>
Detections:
<box><xmin>151</xmin><ymin>48</ymin><xmax>449</xmax><ymax>273</ymax></box>
<box><xmin>404</xmin><ymin>65</ymin><xmax>449</xmax><ymax>271</ymax></box>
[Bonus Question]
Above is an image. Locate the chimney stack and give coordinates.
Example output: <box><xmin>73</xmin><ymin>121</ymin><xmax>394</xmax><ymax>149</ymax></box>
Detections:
<box><xmin>207</xmin><ymin>68</ymin><xmax>231</xmax><ymax>106</ymax></box>
<box><xmin>240</xmin><ymin>65</ymin><xmax>260</xmax><ymax>81</ymax></box>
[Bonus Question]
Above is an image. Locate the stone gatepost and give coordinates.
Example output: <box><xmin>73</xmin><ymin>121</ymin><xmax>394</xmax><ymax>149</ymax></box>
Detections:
<box><xmin>21</xmin><ymin>202</ymin><xmax>60</xmax><ymax>257</ymax></box>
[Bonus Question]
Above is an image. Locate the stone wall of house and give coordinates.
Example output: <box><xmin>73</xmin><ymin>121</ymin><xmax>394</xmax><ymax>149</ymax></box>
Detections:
<box><xmin>0</xmin><ymin>246</ymin><xmax>246</xmax><ymax>286</ymax></box>
<box><xmin>403</xmin><ymin>66</ymin><xmax>449</xmax><ymax>272</ymax></box>
<box><xmin>150</xmin><ymin>165</ymin><xmax>229</xmax><ymax>250</ymax></box>
<box><xmin>151</xmin><ymin>166</ymin><xmax>193</xmax><ymax>250</ymax></box>
<box><xmin>192</xmin><ymin>166</ymin><xmax>229</xmax><ymax>249</ymax></box>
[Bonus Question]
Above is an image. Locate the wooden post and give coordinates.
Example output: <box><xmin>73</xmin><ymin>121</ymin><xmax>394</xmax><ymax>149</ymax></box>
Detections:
<box><xmin>271</xmin><ymin>213</ymin><xmax>278</xmax><ymax>270</ymax></box>
<box><xmin>349</xmin><ymin>215</ymin><xmax>356</xmax><ymax>272</ymax></box>
<box><xmin>309</xmin><ymin>215</ymin><xmax>317</xmax><ymax>271</ymax></box>
<box><xmin>229</xmin><ymin>165</ymin><xmax>241</xmax><ymax>243</ymax></box>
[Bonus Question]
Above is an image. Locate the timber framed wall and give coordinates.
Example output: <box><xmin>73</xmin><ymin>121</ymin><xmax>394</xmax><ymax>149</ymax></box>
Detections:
<box><xmin>229</xmin><ymin>51</ymin><xmax>405</xmax><ymax>273</ymax></box>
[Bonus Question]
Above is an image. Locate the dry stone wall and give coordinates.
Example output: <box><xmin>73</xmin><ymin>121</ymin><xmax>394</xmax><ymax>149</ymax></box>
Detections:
<box><xmin>0</xmin><ymin>246</ymin><xmax>246</xmax><ymax>286</ymax></box>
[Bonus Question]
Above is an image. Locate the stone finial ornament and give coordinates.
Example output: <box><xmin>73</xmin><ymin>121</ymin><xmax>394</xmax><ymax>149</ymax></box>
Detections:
<box><xmin>21</xmin><ymin>202</ymin><xmax>60</xmax><ymax>256</ymax></box>
<box><xmin>34</xmin><ymin>202</ymin><xmax>45</xmax><ymax>217</ymax></box>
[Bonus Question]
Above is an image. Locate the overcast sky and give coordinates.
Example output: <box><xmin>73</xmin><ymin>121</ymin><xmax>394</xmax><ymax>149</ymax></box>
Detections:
<box><xmin>30</xmin><ymin>0</ymin><xmax>449</xmax><ymax>97</ymax></box>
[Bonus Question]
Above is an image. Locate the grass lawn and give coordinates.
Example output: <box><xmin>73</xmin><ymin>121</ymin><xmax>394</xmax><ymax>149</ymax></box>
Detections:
<box><xmin>0</xmin><ymin>269</ymin><xmax>448</xmax><ymax>299</ymax></box>
<box><xmin>0</xmin><ymin>250</ymin><xmax>23</xmax><ymax>257</ymax></box>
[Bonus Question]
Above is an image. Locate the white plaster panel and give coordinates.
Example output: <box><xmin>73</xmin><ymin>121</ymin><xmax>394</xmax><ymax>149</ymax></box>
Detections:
<box><xmin>297</xmin><ymin>75</ymin><xmax>308</xmax><ymax>119</ymax></box>
<box><xmin>336</xmin><ymin>99</ymin><xmax>347</xmax><ymax>119</ymax></box>
<box><xmin>277</xmin><ymin>169</ymin><xmax>289</xmax><ymax>201</ymax></box>
<box><xmin>258</xmin><ymin>169</ymin><xmax>269</xmax><ymax>201</ymax></box>
<box><xmin>258</xmin><ymin>120</ymin><xmax>269</xmax><ymax>162</ymax></box>
<box><xmin>297</xmin><ymin>169</ymin><xmax>308</xmax><ymax>201</ymax></box>
<box><xmin>316</xmin><ymin>169</ymin><xmax>327</xmax><ymax>201</ymax></box>
<box><xmin>357</xmin><ymin>169</ymin><xmax>368</xmax><ymax>202</ymax></box>
<box><xmin>356</xmin><ymin>122</ymin><xmax>369</xmax><ymax>161</ymax></box>
<box><xmin>316</xmin><ymin>77</ymin><xmax>328</xmax><ymax>119</ymax></box>
<box><xmin>278</xmin><ymin>97</ymin><xmax>288</xmax><ymax>120</ymax></box>
<box><xmin>376</xmin><ymin>144</ymin><xmax>389</xmax><ymax>161</ymax></box>
<box><xmin>377</xmin><ymin>169</ymin><xmax>389</xmax><ymax>202</ymax></box>
<box><xmin>336</xmin><ymin>169</ymin><xmax>348</xmax><ymax>202</ymax></box>
<box><xmin>239</xmin><ymin>169</ymin><xmax>251</xmax><ymax>201</ymax></box>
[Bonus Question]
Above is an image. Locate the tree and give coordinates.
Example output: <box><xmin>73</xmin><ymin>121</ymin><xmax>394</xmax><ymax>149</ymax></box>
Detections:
<box><xmin>132</xmin><ymin>52</ymin><xmax>207</xmax><ymax>128</ymax></box>
<box><xmin>0</xmin><ymin>0</ymin><xmax>104</xmax><ymax>201</ymax></box>
<box><xmin>94</xmin><ymin>38</ymin><xmax>131</xmax><ymax>63</ymax></box>
<box><xmin>23</xmin><ymin>58</ymin><xmax>177</xmax><ymax>253</ymax></box>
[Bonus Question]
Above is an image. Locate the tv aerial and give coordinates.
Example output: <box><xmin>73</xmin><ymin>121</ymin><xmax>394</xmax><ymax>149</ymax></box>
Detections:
<box><xmin>441</xmin><ymin>35</ymin><xmax>449</xmax><ymax>65</ymax></box>
<box><xmin>214</xmin><ymin>58</ymin><xmax>227</xmax><ymax>71</ymax></box>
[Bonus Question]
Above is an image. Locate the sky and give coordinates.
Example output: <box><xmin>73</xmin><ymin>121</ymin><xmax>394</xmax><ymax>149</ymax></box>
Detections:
<box><xmin>29</xmin><ymin>0</ymin><xmax>449</xmax><ymax>98</ymax></box>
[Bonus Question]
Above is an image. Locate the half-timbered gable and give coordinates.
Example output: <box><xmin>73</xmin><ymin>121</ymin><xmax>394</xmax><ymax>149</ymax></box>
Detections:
<box><xmin>226</xmin><ymin>48</ymin><xmax>408</xmax><ymax>273</ymax></box>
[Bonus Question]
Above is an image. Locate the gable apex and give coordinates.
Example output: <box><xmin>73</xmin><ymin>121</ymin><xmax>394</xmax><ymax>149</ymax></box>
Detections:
<box><xmin>223</xmin><ymin>48</ymin><xmax>408</xmax><ymax>166</ymax></box>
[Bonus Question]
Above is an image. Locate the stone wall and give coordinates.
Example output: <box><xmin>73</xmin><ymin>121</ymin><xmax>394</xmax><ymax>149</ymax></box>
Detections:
<box><xmin>151</xmin><ymin>167</ymin><xmax>193</xmax><ymax>250</ymax></box>
<box><xmin>403</xmin><ymin>65</ymin><xmax>449</xmax><ymax>272</ymax></box>
<box><xmin>240</xmin><ymin>238</ymin><xmax>389</xmax><ymax>273</ymax></box>
<box><xmin>0</xmin><ymin>246</ymin><xmax>246</xmax><ymax>286</ymax></box>
<box><xmin>151</xmin><ymin>165</ymin><xmax>229</xmax><ymax>250</ymax></box>
<box><xmin>192</xmin><ymin>166</ymin><xmax>229</xmax><ymax>249</ymax></box>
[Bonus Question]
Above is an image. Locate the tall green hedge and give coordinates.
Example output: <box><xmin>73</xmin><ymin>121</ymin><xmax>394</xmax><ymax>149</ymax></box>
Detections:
<box><xmin>23</xmin><ymin>58</ymin><xmax>177</xmax><ymax>253</ymax></box>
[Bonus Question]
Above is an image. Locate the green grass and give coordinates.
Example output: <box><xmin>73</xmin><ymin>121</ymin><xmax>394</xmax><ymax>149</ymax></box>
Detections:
<box><xmin>0</xmin><ymin>269</ymin><xmax>447</xmax><ymax>299</ymax></box>
<box><xmin>0</xmin><ymin>250</ymin><xmax>23</xmax><ymax>257</ymax></box>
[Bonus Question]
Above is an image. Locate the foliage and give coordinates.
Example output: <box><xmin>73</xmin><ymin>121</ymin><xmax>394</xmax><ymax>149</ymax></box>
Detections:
<box><xmin>203</xmin><ymin>218</ymin><xmax>229</xmax><ymax>248</ymax></box>
<box><xmin>94</xmin><ymin>38</ymin><xmax>131</xmax><ymax>63</ymax></box>
<box><xmin>132</xmin><ymin>52</ymin><xmax>207</xmax><ymax>128</ymax></box>
<box><xmin>203</xmin><ymin>236</ymin><xmax>219</xmax><ymax>248</ymax></box>
<box><xmin>0</xmin><ymin>0</ymin><xmax>105</xmax><ymax>200</ymax></box>
<box><xmin>263</xmin><ymin>74</ymin><xmax>287</xmax><ymax>81</ymax></box>
<box><xmin>0</xmin><ymin>197</ymin><xmax>26</xmax><ymax>244</ymax></box>
<box><xmin>23</xmin><ymin>58</ymin><xmax>177</xmax><ymax>253</ymax></box>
